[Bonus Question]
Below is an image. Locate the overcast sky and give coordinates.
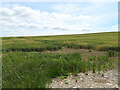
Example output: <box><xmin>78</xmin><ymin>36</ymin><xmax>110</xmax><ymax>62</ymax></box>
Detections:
<box><xmin>0</xmin><ymin>2</ymin><xmax>118</xmax><ymax>37</ymax></box>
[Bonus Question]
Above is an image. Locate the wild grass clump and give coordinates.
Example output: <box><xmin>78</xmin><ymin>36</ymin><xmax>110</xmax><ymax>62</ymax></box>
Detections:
<box><xmin>88</xmin><ymin>55</ymin><xmax>113</xmax><ymax>74</ymax></box>
<box><xmin>99</xmin><ymin>46</ymin><xmax>120</xmax><ymax>52</ymax></box>
<box><xmin>65</xmin><ymin>43</ymin><xmax>119</xmax><ymax>52</ymax></box>
<box><xmin>88</xmin><ymin>56</ymin><xmax>96</xmax><ymax>61</ymax></box>
<box><xmin>106</xmin><ymin>50</ymin><xmax>116</xmax><ymax>57</ymax></box>
<box><xmin>97</xmin><ymin>56</ymin><xmax>108</xmax><ymax>71</ymax></box>
<box><xmin>64</xmin><ymin>43</ymin><xmax>94</xmax><ymax>50</ymax></box>
<box><xmin>3</xmin><ymin>51</ymin><xmax>115</xmax><ymax>88</ymax></box>
<box><xmin>88</xmin><ymin>49</ymin><xmax>92</xmax><ymax>52</ymax></box>
<box><xmin>4</xmin><ymin>45</ymin><xmax>62</xmax><ymax>52</ymax></box>
<box><xmin>2</xmin><ymin>52</ymin><xmax>82</xmax><ymax>88</ymax></box>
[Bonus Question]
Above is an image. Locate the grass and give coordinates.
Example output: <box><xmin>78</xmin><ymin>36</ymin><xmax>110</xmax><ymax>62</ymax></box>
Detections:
<box><xmin>2</xmin><ymin>32</ymin><xmax>119</xmax><ymax>88</ymax></box>
<box><xmin>2</xmin><ymin>32</ymin><xmax>119</xmax><ymax>52</ymax></box>
<box><xmin>2</xmin><ymin>52</ymin><xmax>117</xmax><ymax>88</ymax></box>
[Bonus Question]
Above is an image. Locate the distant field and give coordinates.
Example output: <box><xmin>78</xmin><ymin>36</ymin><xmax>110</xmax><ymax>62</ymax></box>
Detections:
<box><xmin>2</xmin><ymin>32</ymin><xmax>119</xmax><ymax>52</ymax></box>
<box><xmin>2</xmin><ymin>32</ymin><xmax>119</xmax><ymax>88</ymax></box>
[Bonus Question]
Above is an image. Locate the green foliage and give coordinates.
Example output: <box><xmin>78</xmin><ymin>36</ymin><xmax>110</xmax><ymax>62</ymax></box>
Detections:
<box><xmin>2</xmin><ymin>32</ymin><xmax>118</xmax><ymax>88</ymax></box>
<box><xmin>60</xmin><ymin>75</ymin><xmax>68</xmax><ymax>79</ymax></box>
<box><xmin>107</xmin><ymin>50</ymin><xmax>116</xmax><ymax>57</ymax></box>
<box><xmin>2</xmin><ymin>52</ymin><xmax>83</xmax><ymax>88</ymax></box>
<box><xmin>92</xmin><ymin>63</ymin><xmax>96</xmax><ymax>73</ymax></box>
<box><xmin>64</xmin><ymin>81</ymin><xmax>69</xmax><ymax>84</ymax></box>
<box><xmin>100</xmin><ymin>46</ymin><xmax>120</xmax><ymax>52</ymax></box>
<box><xmin>88</xmin><ymin>49</ymin><xmax>92</xmax><ymax>52</ymax></box>
<box><xmin>2</xmin><ymin>51</ymin><xmax>114</xmax><ymax>88</ymax></box>
<box><xmin>64</xmin><ymin>43</ymin><xmax>94</xmax><ymax>50</ymax></box>
<box><xmin>97</xmin><ymin>56</ymin><xmax>108</xmax><ymax>63</ymax></box>
<box><xmin>2</xmin><ymin>32</ymin><xmax>119</xmax><ymax>52</ymax></box>
<box><xmin>97</xmin><ymin>56</ymin><xmax>109</xmax><ymax>71</ymax></box>
<box><xmin>88</xmin><ymin>56</ymin><xmax>96</xmax><ymax>73</ymax></box>
<box><xmin>88</xmin><ymin>56</ymin><xmax>96</xmax><ymax>61</ymax></box>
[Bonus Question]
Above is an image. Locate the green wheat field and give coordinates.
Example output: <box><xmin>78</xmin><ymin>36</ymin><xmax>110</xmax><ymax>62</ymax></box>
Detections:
<box><xmin>1</xmin><ymin>32</ymin><xmax>119</xmax><ymax>88</ymax></box>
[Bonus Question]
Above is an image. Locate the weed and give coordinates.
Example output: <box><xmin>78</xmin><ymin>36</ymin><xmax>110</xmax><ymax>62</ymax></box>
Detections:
<box><xmin>107</xmin><ymin>50</ymin><xmax>115</xmax><ymax>57</ymax></box>
<box><xmin>64</xmin><ymin>81</ymin><xmax>69</xmax><ymax>84</ymax></box>
<box><xmin>88</xmin><ymin>49</ymin><xmax>92</xmax><ymax>52</ymax></box>
<box><xmin>2</xmin><ymin>32</ymin><xmax>118</xmax><ymax>88</ymax></box>
<box><xmin>88</xmin><ymin>56</ymin><xmax>96</xmax><ymax>61</ymax></box>
<box><xmin>2</xmin><ymin>52</ymin><xmax>116</xmax><ymax>88</ymax></box>
<box><xmin>60</xmin><ymin>76</ymin><xmax>68</xmax><ymax>79</ymax></box>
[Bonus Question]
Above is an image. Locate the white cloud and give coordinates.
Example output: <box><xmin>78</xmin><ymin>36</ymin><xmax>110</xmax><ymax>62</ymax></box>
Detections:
<box><xmin>0</xmin><ymin>3</ymin><xmax>117</xmax><ymax>37</ymax></box>
<box><xmin>0</xmin><ymin>7</ymin><xmax>15</xmax><ymax>16</ymax></box>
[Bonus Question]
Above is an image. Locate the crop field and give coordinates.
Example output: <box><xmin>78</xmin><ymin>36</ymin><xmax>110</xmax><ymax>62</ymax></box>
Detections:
<box><xmin>1</xmin><ymin>32</ymin><xmax>119</xmax><ymax>88</ymax></box>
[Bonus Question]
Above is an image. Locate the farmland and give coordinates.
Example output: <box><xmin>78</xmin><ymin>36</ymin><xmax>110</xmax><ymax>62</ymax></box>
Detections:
<box><xmin>1</xmin><ymin>32</ymin><xmax>119</xmax><ymax>88</ymax></box>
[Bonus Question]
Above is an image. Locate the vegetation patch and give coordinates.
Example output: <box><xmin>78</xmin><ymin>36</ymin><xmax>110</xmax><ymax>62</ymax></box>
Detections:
<box><xmin>2</xmin><ymin>32</ymin><xmax>119</xmax><ymax>88</ymax></box>
<box><xmin>2</xmin><ymin>52</ymin><xmax>116</xmax><ymax>88</ymax></box>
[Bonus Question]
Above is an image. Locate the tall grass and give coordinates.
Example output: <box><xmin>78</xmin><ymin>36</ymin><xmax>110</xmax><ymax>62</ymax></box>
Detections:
<box><xmin>99</xmin><ymin>46</ymin><xmax>120</xmax><ymax>52</ymax></box>
<box><xmin>3</xmin><ymin>52</ymin><xmax>115</xmax><ymax>88</ymax></box>
<box><xmin>2</xmin><ymin>32</ymin><xmax>118</xmax><ymax>88</ymax></box>
<box><xmin>64</xmin><ymin>43</ymin><xmax>94</xmax><ymax>50</ymax></box>
<box><xmin>2</xmin><ymin>40</ymin><xmax>62</xmax><ymax>52</ymax></box>
<box><xmin>7</xmin><ymin>46</ymin><xmax>62</xmax><ymax>52</ymax></box>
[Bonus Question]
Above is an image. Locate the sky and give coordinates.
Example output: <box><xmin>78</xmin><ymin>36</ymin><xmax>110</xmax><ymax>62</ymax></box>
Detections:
<box><xmin>0</xmin><ymin>2</ymin><xmax>118</xmax><ymax>37</ymax></box>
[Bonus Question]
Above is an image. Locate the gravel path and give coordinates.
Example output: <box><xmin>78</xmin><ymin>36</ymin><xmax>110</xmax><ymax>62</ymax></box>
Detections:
<box><xmin>48</xmin><ymin>69</ymin><xmax>119</xmax><ymax>88</ymax></box>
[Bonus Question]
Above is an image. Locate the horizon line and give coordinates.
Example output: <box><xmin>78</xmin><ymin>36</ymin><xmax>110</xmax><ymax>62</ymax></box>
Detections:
<box><xmin>1</xmin><ymin>31</ymin><xmax>118</xmax><ymax>38</ymax></box>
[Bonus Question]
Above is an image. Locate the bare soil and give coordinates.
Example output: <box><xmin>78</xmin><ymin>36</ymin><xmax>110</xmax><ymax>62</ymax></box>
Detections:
<box><xmin>43</xmin><ymin>48</ymin><xmax>118</xmax><ymax>61</ymax></box>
